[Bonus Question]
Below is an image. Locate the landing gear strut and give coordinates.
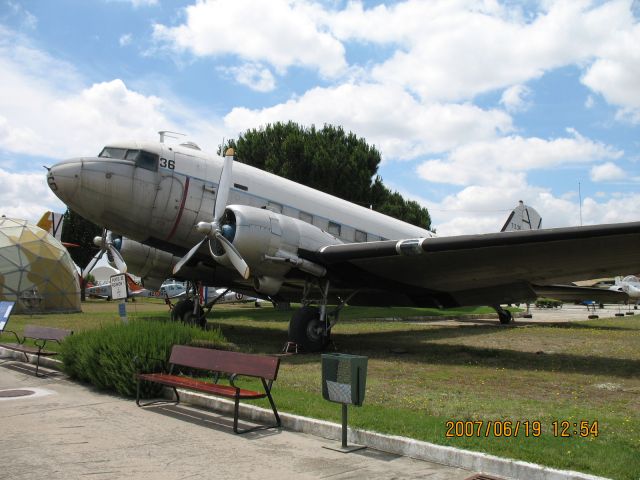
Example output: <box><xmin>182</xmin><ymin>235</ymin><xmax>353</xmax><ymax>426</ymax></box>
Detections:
<box><xmin>171</xmin><ymin>282</ymin><xmax>207</xmax><ymax>328</ymax></box>
<box><xmin>287</xmin><ymin>280</ymin><xmax>355</xmax><ymax>352</ymax></box>
<box><xmin>288</xmin><ymin>306</ymin><xmax>330</xmax><ymax>352</ymax></box>
<box><xmin>494</xmin><ymin>305</ymin><xmax>513</xmax><ymax>324</ymax></box>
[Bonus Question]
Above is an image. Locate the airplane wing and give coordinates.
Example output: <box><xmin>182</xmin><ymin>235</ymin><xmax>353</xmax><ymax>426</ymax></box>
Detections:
<box><xmin>532</xmin><ymin>284</ymin><xmax>628</xmax><ymax>303</ymax></box>
<box><xmin>302</xmin><ymin>222</ymin><xmax>640</xmax><ymax>308</ymax></box>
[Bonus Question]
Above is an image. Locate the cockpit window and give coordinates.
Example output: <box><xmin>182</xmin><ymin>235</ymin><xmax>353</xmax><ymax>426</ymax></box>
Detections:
<box><xmin>136</xmin><ymin>150</ymin><xmax>159</xmax><ymax>171</ymax></box>
<box><xmin>125</xmin><ymin>149</ymin><xmax>140</xmax><ymax>160</ymax></box>
<box><xmin>99</xmin><ymin>147</ymin><xmax>127</xmax><ymax>159</ymax></box>
<box><xmin>98</xmin><ymin>147</ymin><xmax>158</xmax><ymax>171</ymax></box>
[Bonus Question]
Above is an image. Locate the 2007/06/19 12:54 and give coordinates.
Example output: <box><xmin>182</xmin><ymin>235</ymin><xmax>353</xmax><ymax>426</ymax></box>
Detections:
<box><xmin>445</xmin><ymin>420</ymin><xmax>599</xmax><ymax>438</ymax></box>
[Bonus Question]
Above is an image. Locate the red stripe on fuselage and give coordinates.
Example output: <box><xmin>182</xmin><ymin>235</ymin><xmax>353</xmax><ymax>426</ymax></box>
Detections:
<box><xmin>166</xmin><ymin>176</ymin><xmax>190</xmax><ymax>241</ymax></box>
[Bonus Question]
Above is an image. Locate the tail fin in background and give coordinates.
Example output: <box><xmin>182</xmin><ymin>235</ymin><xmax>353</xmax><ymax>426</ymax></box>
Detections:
<box><xmin>125</xmin><ymin>273</ymin><xmax>143</xmax><ymax>293</ymax></box>
<box><xmin>37</xmin><ymin>211</ymin><xmax>64</xmax><ymax>241</ymax></box>
<box><xmin>37</xmin><ymin>211</ymin><xmax>80</xmax><ymax>247</ymax></box>
<box><xmin>501</xmin><ymin>200</ymin><xmax>542</xmax><ymax>232</ymax></box>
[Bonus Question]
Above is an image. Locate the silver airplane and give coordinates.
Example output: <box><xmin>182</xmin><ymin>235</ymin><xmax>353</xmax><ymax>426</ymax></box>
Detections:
<box><xmin>46</xmin><ymin>139</ymin><xmax>640</xmax><ymax>351</ymax></box>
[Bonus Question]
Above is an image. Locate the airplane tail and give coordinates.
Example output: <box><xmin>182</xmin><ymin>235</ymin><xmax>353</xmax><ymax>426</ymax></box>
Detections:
<box><xmin>37</xmin><ymin>211</ymin><xmax>64</xmax><ymax>241</ymax></box>
<box><xmin>125</xmin><ymin>273</ymin><xmax>143</xmax><ymax>292</ymax></box>
<box><xmin>501</xmin><ymin>201</ymin><xmax>542</xmax><ymax>232</ymax></box>
<box><xmin>37</xmin><ymin>211</ymin><xmax>80</xmax><ymax>247</ymax></box>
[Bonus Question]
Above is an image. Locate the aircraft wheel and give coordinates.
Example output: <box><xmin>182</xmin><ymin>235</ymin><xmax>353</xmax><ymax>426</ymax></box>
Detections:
<box><xmin>288</xmin><ymin>306</ymin><xmax>330</xmax><ymax>352</ymax></box>
<box><xmin>183</xmin><ymin>307</ymin><xmax>206</xmax><ymax>328</ymax></box>
<box><xmin>498</xmin><ymin>309</ymin><xmax>513</xmax><ymax>324</ymax></box>
<box><xmin>171</xmin><ymin>299</ymin><xmax>191</xmax><ymax>322</ymax></box>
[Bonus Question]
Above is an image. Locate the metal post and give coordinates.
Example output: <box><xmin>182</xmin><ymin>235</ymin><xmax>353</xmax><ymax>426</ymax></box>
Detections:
<box><xmin>342</xmin><ymin>403</ymin><xmax>348</xmax><ymax>448</ymax></box>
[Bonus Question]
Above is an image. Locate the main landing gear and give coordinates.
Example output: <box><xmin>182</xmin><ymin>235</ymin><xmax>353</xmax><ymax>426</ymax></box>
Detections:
<box><xmin>287</xmin><ymin>280</ymin><xmax>353</xmax><ymax>352</ymax></box>
<box><xmin>170</xmin><ymin>282</ymin><xmax>213</xmax><ymax>329</ymax></box>
<box><xmin>494</xmin><ymin>304</ymin><xmax>513</xmax><ymax>324</ymax></box>
<box><xmin>171</xmin><ymin>298</ymin><xmax>205</xmax><ymax>328</ymax></box>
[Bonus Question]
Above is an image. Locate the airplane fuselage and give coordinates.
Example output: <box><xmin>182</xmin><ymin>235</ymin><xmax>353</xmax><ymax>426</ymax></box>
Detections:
<box><xmin>48</xmin><ymin>141</ymin><xmax>432</xmax><ymax>290</ymax></box>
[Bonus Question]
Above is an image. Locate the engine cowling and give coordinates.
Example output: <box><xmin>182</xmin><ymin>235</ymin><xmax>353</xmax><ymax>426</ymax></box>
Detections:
<box><xmin>117</xmin><ymin>238</ymin><xmax>179</xmax><ymax>290</ymax></box>
<box><xmin>216</xmin><ymin>205</ymin><xmax>337</xmax><ymax>293</ymax></box>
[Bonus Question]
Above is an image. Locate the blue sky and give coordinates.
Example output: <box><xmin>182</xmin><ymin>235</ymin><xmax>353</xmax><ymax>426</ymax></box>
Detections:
<box><xmin>1</xmin><ymin>0</ymin><xmax>639</xmax><ymax>235</ymax></box>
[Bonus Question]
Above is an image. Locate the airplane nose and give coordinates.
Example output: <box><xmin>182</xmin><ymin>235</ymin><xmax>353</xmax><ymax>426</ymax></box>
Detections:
<box><xmin>47</xmin><ymin>159</ymin><xmax>82</xmax><ymax>205</ymax></box>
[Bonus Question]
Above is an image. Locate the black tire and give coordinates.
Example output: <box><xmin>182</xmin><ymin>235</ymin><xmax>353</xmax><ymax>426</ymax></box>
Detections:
<box><xmin>288</xmin><ymin>306</ymin><xmax>330</xmax><ymax>352</ymax></box>
<box><xmin>171</xmin><ymin>299</ymin><xmax>192</xmax><ymax>322</ymax></box>
<box><xmin>498</xmin><ymin>309</ymin><xmax>513</xmax><ymax>324</ymax></box>
<box><xmin>171</xmin><ymin>300</ymin><xmax>205</xmax><ymax>327</ymax></box>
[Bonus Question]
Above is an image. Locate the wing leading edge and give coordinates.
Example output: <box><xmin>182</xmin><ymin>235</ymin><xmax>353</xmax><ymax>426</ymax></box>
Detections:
<box><xmin>303</xmin><ymin>222</ymin><xmax>640</xmax><ymax>308</ymax></box>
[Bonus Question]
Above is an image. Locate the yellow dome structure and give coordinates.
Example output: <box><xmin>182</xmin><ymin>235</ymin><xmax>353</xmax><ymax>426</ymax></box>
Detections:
<box><xmin>0</xmin><ymin>217</ymin><xmax>81</xmax><ymax>313</ymax></box>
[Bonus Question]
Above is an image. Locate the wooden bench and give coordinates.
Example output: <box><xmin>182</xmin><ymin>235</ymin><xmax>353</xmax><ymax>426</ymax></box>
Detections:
<box><xmin>0</xmin><ymin>325</ymin><xmax>73</xmax><ymax>376</ymax></box>
<box><xmin>135</xmin><ymin>345</ymin><xmax>281</xmax><ymax>434</ymax></box>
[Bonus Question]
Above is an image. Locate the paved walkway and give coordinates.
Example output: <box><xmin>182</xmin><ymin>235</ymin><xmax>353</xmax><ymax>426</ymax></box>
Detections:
<box><xmin>0</xmin><ymin>363</ymin><xmax>472</xmax><ymax>480</ymax></box>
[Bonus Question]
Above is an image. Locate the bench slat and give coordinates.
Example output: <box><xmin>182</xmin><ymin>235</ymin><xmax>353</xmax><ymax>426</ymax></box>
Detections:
<box><xmin>169</xmin><ymin>346</ymin><xmax>280</xmax><ymax>380</ymax></box>
<box><xmin>23</xmin><ymin>325</ymin><xmax>72</xmax><ymax>342</ymax></box>
<box><xmin>137</xmin><ymin>373</ymin><xmax>265</xmax><ymax>399</ymax></box>
<box><xmin>0</xmin><ymin>343</ymin><xmax>58</xmax><ymax>356</ymax></box>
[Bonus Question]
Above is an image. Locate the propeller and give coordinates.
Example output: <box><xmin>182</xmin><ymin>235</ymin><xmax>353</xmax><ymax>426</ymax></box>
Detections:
<box><xmin>83</xmin><ymin>229</ymin><xmax>127</xmax><ymax>277</ymax></box>
<box><xmin>172</xmin><ymin>148</ymin><xmax>250</xmax><ymax>279</ymax></box>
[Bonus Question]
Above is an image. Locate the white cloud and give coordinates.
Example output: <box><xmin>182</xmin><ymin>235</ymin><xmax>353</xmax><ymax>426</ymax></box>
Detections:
<box><xmin>153</xmin><ymin>0</ymin><xmax>347</xmax><ymax>78</ymax></box>
<box><xmin>581</xmin><ymin>21</ymin><xmax>640</xmax><ymax>122</ymax></box>
<box><xmin>585</xmin><ymin>95</ymin><xmax>595</xmax><ymax>109</ymax></box>
<box><xmin>0</xmin><ymin>27</ymin><xmax>229</xmax><ymax>159</ymax></box>
<box><xmin>500</xmin><ymin>84</ymin><xmax>532</xmax><ymax>112</ymax></box>
<box><xmin>590</xmin><ymin>162</ymin><xmax>627</xmax><ymax>182</ymax></box>
<box><xmin>107</xmin><ymin>0</ymin><xmax>158</xmax><ymax>7</ymax></box>
<box><xmin>219</xmin><ymin>63</ymin><xmax>276</xmax><ymax>92</ymax></box>
<box><xmin>119</xmin><ymin>33</ymin><xmax>132</xmax><ymax>47</ymax></box>
<box><xmin>336</xmin><ymin>0</ymin><xmax>632</xmax><ymax>102</ymax></box>
<box><xmin>6</xmin><ymin>1</ymin><xmax>38</xmax><ymax>29</ymax></box>
<box><xmin>225</xmin><ymin>82</ymin><xmax>512</xmax><ymax>160</ymax></box>
<box><xmin>417</xmin><ymin>130</ymin><xmax>622</xmax><ymax>186</ymax></box>
<box><xmin>403</xmin><ymin>182</ymin><xmax>583</xmax><ymax>235</ymax></box>
<box><xmin>0</xmin><ymin>168</ymin><xmax>66</xmax><ymax>224</ymax></box>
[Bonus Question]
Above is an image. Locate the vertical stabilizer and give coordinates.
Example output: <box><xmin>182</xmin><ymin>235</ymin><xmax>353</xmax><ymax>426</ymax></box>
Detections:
<box><xmin>36</xmin><ymin>211</ymin><xmax>65</xmax><ymax>242</ymax></box>
<box><xmin>501</xmin><ymin>201</ymin><xmax>542</xmax><ymax>232</ymax></box>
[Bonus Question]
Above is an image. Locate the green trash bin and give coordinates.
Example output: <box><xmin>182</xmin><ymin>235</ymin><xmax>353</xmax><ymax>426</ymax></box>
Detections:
<box><xmin>321</xmin><ymin>353</ymin><xmax>368</xmax><ymax>407</ymax></box>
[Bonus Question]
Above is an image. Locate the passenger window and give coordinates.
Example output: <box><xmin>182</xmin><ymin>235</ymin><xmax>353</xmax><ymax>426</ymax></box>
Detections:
<box><xmin>267</xmin><ymin>202</ymin><xmax>283</xmax><ymax>213</ymax></box>
<box><xmin>299</xmin><ymin>211</ymin><xmax>313</xmax><ymax>224</ymax></box>
<box><xmin>355</xmin><ymin>230</ymin><xmax>367</xmax><ymax>242</ymax></box>
<box><xmin>328</xmin><ymin>221</ymin><xmax>341</xmax><ymax>237</ymax></box>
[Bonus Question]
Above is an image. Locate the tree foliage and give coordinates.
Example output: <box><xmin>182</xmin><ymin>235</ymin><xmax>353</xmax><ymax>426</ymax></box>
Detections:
<box><xmin>225</xmin><ymin>122</ymin><xmax>431</xmax><ymax>229</ymax></box>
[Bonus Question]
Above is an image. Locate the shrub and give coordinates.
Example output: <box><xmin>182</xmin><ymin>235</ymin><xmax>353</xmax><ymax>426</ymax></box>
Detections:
<box><xmin>60</xmin><ymin>319</ymin><xmax>228</xmax><ymax>398</ymax></box>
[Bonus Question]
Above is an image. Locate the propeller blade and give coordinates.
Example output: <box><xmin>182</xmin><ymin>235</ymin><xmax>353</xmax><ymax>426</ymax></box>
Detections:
<box><xmin>214</xmin><ymin>232</ymin><xmax>250</xmax><ymax>279</ymax></box>
<box><xmin>107</xmin><ymin>245</ymin><xmax>127</xmax><ymax>273</ymax></box>
<box><xmin>172</xmin><ymin>237</ymin><xmax>207</xmax><ymax>275</ymax></box>
<box><xmin>214</xmin><ymin>149</ymin><xmax>234</xmax><ymax>221</ymax></box>
<box><xmin>83</xmin><ymin>249</ymin><xmax>105</xmax><ymax>278</ymax></box>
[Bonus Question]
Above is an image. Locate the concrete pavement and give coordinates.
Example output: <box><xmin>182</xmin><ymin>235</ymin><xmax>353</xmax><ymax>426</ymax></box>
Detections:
<box><xmin>0</xmin><ymin>362</ymin><xmax>472</xmax><ymax>480</ymax></box>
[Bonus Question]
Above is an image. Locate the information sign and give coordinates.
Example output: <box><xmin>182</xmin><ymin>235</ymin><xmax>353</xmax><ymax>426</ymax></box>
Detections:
<box><xmin>110</xmin><ymin>274</ymin><xmax>128</xmax><ymax>300</ymax></box>
<box><xmin>0</xmin><ymin>301</ymin><xmax>15</xmax><ymax>332</ymax></box>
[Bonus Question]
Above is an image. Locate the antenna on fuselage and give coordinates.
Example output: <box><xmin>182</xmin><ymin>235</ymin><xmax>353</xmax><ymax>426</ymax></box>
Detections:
<box><xmin>158</xmin><ymin>130</ymin><xmax>186</xmax><ymax>143</ymax></box>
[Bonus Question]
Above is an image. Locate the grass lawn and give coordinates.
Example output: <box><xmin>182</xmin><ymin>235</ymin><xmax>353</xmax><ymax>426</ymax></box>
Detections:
<box><xmin>2</xmin><ymin>299</ymin><xmax>638</xmax><ymax>479</ymax></box>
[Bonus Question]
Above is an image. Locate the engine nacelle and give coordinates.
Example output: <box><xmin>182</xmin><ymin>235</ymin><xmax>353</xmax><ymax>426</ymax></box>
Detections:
<box><xmin>218</xmin><ymin>205</ymin><xmax>336</xmax><ymax>291</ymax></box>
<box><xmin>117</xmin><ymin>238</ymin><xmax>179</xmax><ymax>290</ymax></box>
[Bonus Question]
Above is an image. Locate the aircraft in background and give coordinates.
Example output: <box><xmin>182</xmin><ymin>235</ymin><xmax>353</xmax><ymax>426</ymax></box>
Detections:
<box><xmin>86</xmin><ymin>273</ymin><xmax>148</xmax><ymax>300</ymax></box>
<box><xmin>47</xmin><ymin>139</ymin><xmax>640</xmax><ymax>351</ymax></box>
<box><xmin>609</xmin><ymin>275</ymin><xmax>640</xmax><ymax>302</ymax></box>
<box><xmin>36</xmin><ymin>211</ymin><xmax>79</xmax><ymax>248</ymax></box>
<box><xmin>204</xmin><ymin>287</ymin><xmax>263</xmax><ymax>307</ymax></box>
<box><xmin>86</xmin><ymin>275</ymin><xmax>187</xmax><ymax>301</ymax></box>
<box><xmin>501</xmin><ymin>200</ymin><xmax>542</xmax><ymax>232</ymax></box>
